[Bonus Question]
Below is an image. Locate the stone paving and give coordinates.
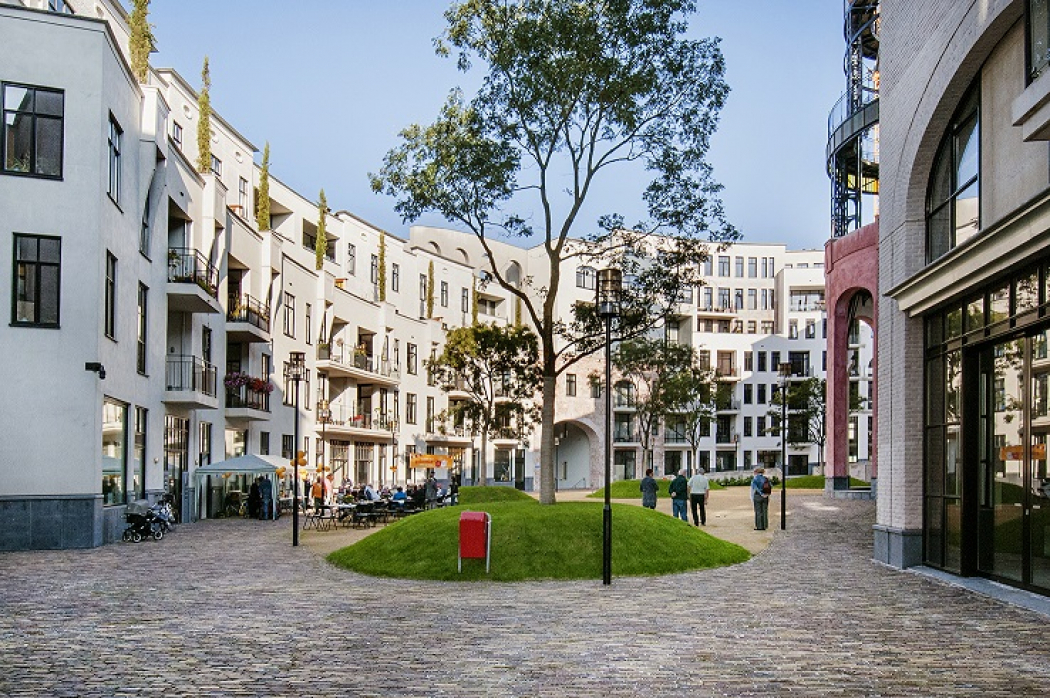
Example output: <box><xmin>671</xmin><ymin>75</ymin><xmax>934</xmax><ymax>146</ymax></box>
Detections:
<box><xmin>1</xmin><ymin>493</ymin><xmax>1048</xmax><ymax>697</ymax></box>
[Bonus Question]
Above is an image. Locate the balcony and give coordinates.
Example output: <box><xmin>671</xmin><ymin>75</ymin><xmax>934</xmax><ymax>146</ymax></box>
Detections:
<box><xmin>492</xmin><ymin>426</ymin><xmax>524</xmax><ymax>445</ymax></box>
<box><xmin>613</xmin><ymin>429</ymin><xmax>638</xmax><ymax>443</ymax></box>
<box><xmin>321</xmin><ymin>404</ymin><xmax>396</xmax><ymax>439</ymax></box>
<box><xmin>787</xmin><ymin>365</ymin><xmax>814</xmax><ymax>379</ymax></box>
<box><xmin>163</xmin><ymin>355</ymin><xmax>218</xmax><ymax>409</ymax></box>
<box><xmin>225</xmin><ymin>382</ymin><xmax>271</xmax><ymax>421</ymax></box>
<box><xmin>316</xmin><ymin>346</ymin><xmax>400</xmax><ymax>387</ymax></box>
<box><xmin>715</xmin><ymin>431</ymin><xmax>739</xmax><ymax>447</ymax></box>
<box><xmin>714</xmin><ymin>366</ymin><xmax>740</xmax><ymax>381</ymax></box>
<box><xmin>167</xmin><ymin>247</ymin><xmax>220</xmax><ymax>314</ymax></box>
<box><xmin>787</xmin><ymin>300</ymin><xmax>826</xmax><ymax>313</ymax></box>
<box><xmin>226</xmin><ymin>294</ymin><xmax>270</xmax><ymax>343</ymax></box>
<box><xmin>425</xmin><ymin>420</ymin><xmax>473</xmax><ymax>444</ymax></box>
<box><xmin>696</xmin><ymin>304</ymin><xmax>737</xmax><ymax>319</ymax></box>
<box><xmin>715</xmin><ymin>399</ymin><xmax>741</xmax><ymax>413</ymax></box>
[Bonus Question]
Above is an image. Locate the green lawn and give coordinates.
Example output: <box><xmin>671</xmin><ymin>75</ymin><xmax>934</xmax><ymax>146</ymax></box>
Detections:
<box><xmin>327</xmin><ymin>487</ymin><xmax>750</xmax><ymax>581</ymax></box>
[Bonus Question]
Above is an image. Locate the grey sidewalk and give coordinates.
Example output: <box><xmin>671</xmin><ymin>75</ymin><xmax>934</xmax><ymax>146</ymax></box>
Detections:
<box><xmin>1</xmin><ymin>495</ymin><xmax>1048</xmax><ymax>697</ymax></box>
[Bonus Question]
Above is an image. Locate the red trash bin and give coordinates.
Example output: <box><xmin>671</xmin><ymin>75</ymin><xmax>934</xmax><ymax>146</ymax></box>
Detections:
<box><xmin>458</xmin><ymin>511</ymin><xmax>491</xmax><ymax>573</ymax></box>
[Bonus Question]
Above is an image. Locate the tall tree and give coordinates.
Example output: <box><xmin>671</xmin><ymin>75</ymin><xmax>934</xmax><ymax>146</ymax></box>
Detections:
<box><xmin>256</xmin><ymin>142</ymin><xmax>271</xmax><ymax>230</ymax></box>
<box><xmin>196</xmin><ymin>57</ymin><xmax>212</xmax><ymax>174</ymax></box>
<box><xmin>429</xmin><ymin>323</ymin><xmax>541</xmax><ymax>485</ymax></box>
<box><xmin>316</xmin><ymin>189</ymin><xmax>329</xmax><ymax>270</ymax></box>
<box><xmin>377</xmin><ymin>231</ymin><xmax>387</xmax><ymax>302</ymax></box>
<box><xmin>427</xmin><ymin>260</ymin><xmax>435</xmax><ymax>319</ymax></box>
<box><xmin>769</xmin><ymin>377</ymin><xmax>830</xmax><ymax>476</ymax></box>
<box><xmin>612</xmin><ymin>337</ymin><xmax>696</xmax><ymax>475</ymax></box>
<box><xmin>372</xmin><ymin>0</ymin><xmax>735</xmax><ymax>504</ymax></box>
<box><xmin>663</xmin><ymin>357</ymin><xmax>725</xmax><ymax>476</ymax></box>
<box><xmin>128</xmin><ymin>0</ymin><xmax>155</xmax><ymax>84</ymax></box>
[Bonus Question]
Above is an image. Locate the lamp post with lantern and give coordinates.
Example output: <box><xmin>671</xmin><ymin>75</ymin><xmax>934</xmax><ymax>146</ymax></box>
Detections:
<box><xmin>597</xmin><ymin>268</ymin><xmax>622</xmax><ymax>585</ymax></box>
<box><xmin>285</xmin><ymin>351</ymin><xmax>307</xmax><ymax>546</ymax></box>
<box><xmin>778</xmin><ymin>361</ymin><xmax>792</xmax><ymax>531</ymax></box>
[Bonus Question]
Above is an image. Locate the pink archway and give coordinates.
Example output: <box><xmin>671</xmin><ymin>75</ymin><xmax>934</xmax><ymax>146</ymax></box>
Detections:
<box><xmin>825</xmin><ymin>221</ymin><xmax>879</xmax><ymax>492</ymax></box>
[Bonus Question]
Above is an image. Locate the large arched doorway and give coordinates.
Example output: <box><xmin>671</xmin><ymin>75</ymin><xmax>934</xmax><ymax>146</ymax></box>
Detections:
<box><xmin>825</xmin><ymin>221</ymin><xmax>879</xmax><ymax>496</ymax></box>
<box><xmin>553</xmin><ymin>420</ymin><xmax>599</xmax><ymax>490</ymax></box>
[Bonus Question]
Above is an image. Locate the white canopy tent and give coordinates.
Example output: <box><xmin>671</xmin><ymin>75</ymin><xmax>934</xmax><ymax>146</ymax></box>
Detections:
<box><xmin>193</xmin><ymin>454</ymin><xmax>286</xmax><ymax>520</ymax></box>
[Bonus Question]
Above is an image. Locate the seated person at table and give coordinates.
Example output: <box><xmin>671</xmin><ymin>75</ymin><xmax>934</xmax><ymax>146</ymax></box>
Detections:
<box><xmin>362</xmin><ymin>483</ymin><xmax>381</xmax><ymax>501</ymax></box>
<box><xmin>390</xmin><ymin>486</ymin><xmax>407</xmax><ymax>507</ymax></box>
<box><xmin>410</xmin><ymin>485</ymin><xmax>426</xmax><ymax>509</ymax></box>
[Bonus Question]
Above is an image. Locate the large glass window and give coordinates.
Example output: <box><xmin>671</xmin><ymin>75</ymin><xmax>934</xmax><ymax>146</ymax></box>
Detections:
<box><xmin>104</xmin><ymin>252</ymin><xmax>116</xmax><ymax>339</ymax></box>
<box><xmin>1029</xmin><ymin>0</ymin><xmax>1050</xmax><ymax>81</ymax></box>
<box><xmin>2</xmin><ymin>83</ymin><xmax>64</xmax><ymax>177</ymax></box>
<box><xmin>137</xmin><ymin>283</ymin><xmax>147</xmax><ymax>374</ymax></box>
<box><xmin>102</xmin><ymin>399</ymin><xmax>127</xmax><ymax>506</ymax></box>
<box><xmin>12</xmin><ymin>234</ymin><xmax>60</xmax><ymax>326</ymax></box>
<box><xmin>576</xmin><ymin>266</ymin><xmax>596</xmax><ymax>290</ymax></box>
<box><xmin>107</xmin><ymin>115</ymin><xmax>121</xmax><ymax>203</ymax></box>
<box><xmin>927</xmin><ymin>85</ymin><xmax>980</xmax><ymax>263</ymax></box>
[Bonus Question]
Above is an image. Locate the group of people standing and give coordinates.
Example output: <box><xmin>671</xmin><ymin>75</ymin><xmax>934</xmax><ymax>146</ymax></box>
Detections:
<box><xmin>246</xmin><ymin>475</ymin><xmax>275</xmax><ymax>520</ymax></box>
<box><xmin>639</xmin><ymin>466</ymin><xmax>774</xmax><ymax>530</ymax></box>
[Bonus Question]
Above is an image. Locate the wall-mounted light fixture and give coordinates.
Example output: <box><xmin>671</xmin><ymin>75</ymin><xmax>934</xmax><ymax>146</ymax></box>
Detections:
<box><xmin>85</xmin><ymin>362</ymin><xmax>106</xmax><ymax>380</ymax></box>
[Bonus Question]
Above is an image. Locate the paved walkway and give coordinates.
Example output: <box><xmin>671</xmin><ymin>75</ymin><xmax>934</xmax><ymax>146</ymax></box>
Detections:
<box><xmin>1</xmin><ymin>492</ymin><xmax>1048</xmax><ymax>697</ymax></box>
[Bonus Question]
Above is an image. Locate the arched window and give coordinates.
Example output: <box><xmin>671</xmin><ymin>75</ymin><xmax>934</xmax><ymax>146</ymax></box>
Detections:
<box><xmin>576</xmin><ymin>266</ymin><xmax>596</xmax><ymax>290</ymax></box>
<box><xmin>926</xmin><ymin>84</ymin><xmax>980</xmax><ymax>263</ymax></box>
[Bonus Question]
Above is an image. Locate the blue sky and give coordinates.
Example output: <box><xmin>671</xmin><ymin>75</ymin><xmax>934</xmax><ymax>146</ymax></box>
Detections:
<box><xmin>149</xmin><ymin>1</ymin><xmax>843</xmax><ymax>251</ymax></box>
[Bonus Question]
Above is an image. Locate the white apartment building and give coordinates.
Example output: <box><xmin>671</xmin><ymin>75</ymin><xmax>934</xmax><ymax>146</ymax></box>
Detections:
<box><xmin>0</xmin><ymin>0</ymin><xmax>859</xmax><ymax>551</ymax></box>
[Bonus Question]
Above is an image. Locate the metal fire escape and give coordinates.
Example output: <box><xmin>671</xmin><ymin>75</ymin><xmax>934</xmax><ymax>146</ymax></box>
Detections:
<box><xmin>827</xmin><ymin>1</ymin><xmax>880</xmax><ymax>238</ymax></box>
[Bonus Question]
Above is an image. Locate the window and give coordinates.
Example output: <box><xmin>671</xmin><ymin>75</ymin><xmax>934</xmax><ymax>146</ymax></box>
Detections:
<box><xmin>743</xmin><ymin>384</ymin><xmax>753</xmax><ymax>404</ymax></box>
<box><xmin>102</xmin><ymin>398</ymin><xmax>128</xmax><ymax>506</ymax></box>
<box><xmin>283</xmin><ymin>292</ymin><xmax>295</xmax><ymax>337</ymax></box>
<box><xmin>260</xmin><ymin>431</ymin><xmax>270</xmax><ymax>456</ymax></box>
<box><xmin>370</xmin><ymin>254</ymin><xmax>379</xmax><ymax>284</ymax></box>
<box><xmin>440</xmin><ymin>281</ymin><xmax>448</xmax><ymax>307</ymax></box>
<box><xmin>406</xmin><ymin>393</ymin><xmax>418</xmax><ymax>424</ymax></box>
<box><xmin>305</xmin><ymin>304</ymin><xmax>312</xmax><ymax>345</ymax></box>
<box><xmin>407</xmin><ymin>343</ymin><xmax>417</xmax><ymax>375</ymax></box>
<box><xmin>1030</xmin><ymin>0</ymin><xmax>1050</xmax><ymax>80</ymax></box>
<box><xmin>2</xmin><ymin>83</ymin><xmax>64</xmax><ymax>177</ymax></box>
<box><xmin>735</xmin><ymin>256</ymin><xmax>744</xmax><ymax>277</ymax></box>
<box><xmin>805</xmin><ymin>320</ymin><xmax>816</xmax><ymax>339</ymax></box>
<box><xmin>462</xmin><ymin>287</ymin><xmax>469</xmax><ymax>313</ymax></box>
<box><xmin>576</xmin><ymin>266</ymin><xmax>596</xmax><ymax>290</ymax></box>
<box><xmin>744</xmin><ymin>351</ymin><xmax>753</xmax><ymax>372</ymax></box>
<box><xmin>107</xmin><ymin>115</ymin><xmax>121</xmax><ymax>203</ymax></box>
<box><xmin>591</xmin><ymin>379</ymin><xmax>602</xmax><ymax>399</ymax></box>
<box><xmin>757</xmin><ymin>351</ymin><xmax>767</xmax><ymax>372</ymax></box>
<box><xmin>789</xmin><ymin>319</ymin><xmax>798</xmax><ymax>339</ymax></box>
<box><xmin>926</xmin><ymin>84</ymin><xmax>980</xmax><ymax>263</ymax></box>
<box><xmin>566</xmin><ymin>374</ymin><xmax>577</xmax><ymax>397</ymax></box>
<box><xmin>104</xmin><ymin>252</ymin><xmax>116</xmax><ymax>339</ymax></box>
<box><xmin>703</xmin><ymin>287</ymin><xmax>713</xmax><ymax>310</ymax></box>
<box><xmin>761</xmin><ymin>320</ymin><xmax>775</xmax><ymax>335</ymax></box>
<box><xmin>12</xmin><ymin>234</ymin><xmax>61</xmax><ymax>326</ymax></box>
<box><xmin>171</xmin><ymin>122</ymin><xmax>183</xmax><ymax>149</ymax></box>
<box><xmin>391</xmin><ymin>263</ymin><xmax>400</xmax><ymax>292</ymax></box>
<box><xmin>347</xmin><ymin>244</ymin><xmax>356</xmax><ymax>275</ymax></box>
<box><xmin>758</xmin><ymin>385</ymin><xmax>767</xmax><ymax>404</ymax></box>
<box><xmin>762</xmin><ymin>257</ymin><xmax>769</xmax><ymax>277</ymax></box>
<box><xmin>282</xmin><ymin>434</ymin><xmax>293</xmax><ymax>459</ymax></box>
<box><xmin>48</xmin><ymin>0</ymin><xmax>74</xmax><ymax>13</ymax></box>
<box><xmin>201</xmin><ymin>325</ymin><xmax>212</xmax><ymax>364</ymax></box>
<box><xmin>748</xmin><ymin>257</ymin><xmax>757</xmax><ymax>277</ymax></box>
<box><xmin>744</xmin><ymin>416</ymin><xmax>753</xmax><ymax>437</ymax></box>
<box><xmin>748</xmin><ymin>289</ymin><xmax>757</xmax><ymax>310</ymax></box>
<box><xmin>238</xmin><ymin>177</ymin><xmax>249</xmax><ymax>212</ymax></box>
<box><xmin>747</xmin><ymin>320</ymin><xmax>756</xmax><ymax>334</ymax></box>
<box><xmin>757</xmin><ymin>416</ymin><xmax>766</xmax><ymax>436</ymax></box>
<box><xmin>702</xmin><ymin>257</ymin><xmax>713</xmax><ymax>276</ymax></box>
<box><xmin>137</xmin><ymin>283</ymin><xmax>147</xmax><ymax>374</ymax></box>
<box><xmin>665</xmin><ymin>319</ymin><xmax>680</xmax><ymax>343</ymax></box>
<box><xmin>734</xmin><ymin>289</ymin><xmax>743</xmax><ymax>310</ymax></box>
<box><xmin>131</xmin><ymin>406</ymin><xmax>145</xmax><ymax>500</ymax></box>
<box><xmin>718</xmin><ymin>256</ymin><xmax>730</xmax><ymax>276</ymax></box>
<box><xmin>718</xmin><ymin>288</ymin><xmax>730</xmax><ymax>309</ymax></box>
<box><xmin>210</xmin><ymin>154</ymin><xmax>222</xmax><ymax>177</ymax></box>
<box><xmin>200</xmin><ymin>422</ymin><xmax>212</xmax><ymax>465</ymax></box>
<box><xmin>771</xmin><ymin>351</ymin><xmax>780</xmax><ymax>368</ymax></box>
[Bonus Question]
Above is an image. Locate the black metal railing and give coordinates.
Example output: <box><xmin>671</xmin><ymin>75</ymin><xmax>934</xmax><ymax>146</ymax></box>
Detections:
<box><xmin>167</xmin><ymin>247</ymin><xmax>218</xmax><ymax>298</ymax></box>
<box><xmin>316</xmin><ymin>346</ymin><xmax>399</xmax><ymax>380</ymax></box>
<box><xmin>165</xmin><ymin>355</ymin><xmax>217</xmax><ymax>396</ymax></box>
<box><xmin>225</xmin><ymin>384</ymin><xmax>271</xmax><ymax>411</ymax></box>
<box><xmin>226</xmin><ymin>293</ymin><xmax>270</xmax><ymax>332</ymax></box>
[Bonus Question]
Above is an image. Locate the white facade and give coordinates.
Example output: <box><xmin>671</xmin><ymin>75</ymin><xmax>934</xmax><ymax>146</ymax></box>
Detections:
<box><xmin>0</xmin><ymin>0</ymin><xmax>846</xmax><ymax>549</ymax></box>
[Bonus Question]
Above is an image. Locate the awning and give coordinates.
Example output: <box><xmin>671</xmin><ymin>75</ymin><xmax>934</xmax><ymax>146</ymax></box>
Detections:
<box><xmin>192</xmin><ymin>454</ymin><xmax>286</xmax><ymax>481</ymax></box>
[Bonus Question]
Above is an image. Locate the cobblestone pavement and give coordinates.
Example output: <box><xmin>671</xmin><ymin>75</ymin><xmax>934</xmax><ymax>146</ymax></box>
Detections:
<box><xmin>1</xmin><ymin>495</ymin><xmax>1048</xmax><ymax>697</ymax></box>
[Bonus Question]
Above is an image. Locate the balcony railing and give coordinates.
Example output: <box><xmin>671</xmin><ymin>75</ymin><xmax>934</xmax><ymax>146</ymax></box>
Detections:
<box><xmin>788</xmin><ymin>300</ymin><xmax>826</xmax><ymax>312</ymax></box>
<box><xmin>167</xmin><ymin>247</ymin><xmax>218</xmax><ymax>298</ymax></box>
<box><xmin>614</xmin><ymin>429</ymin><xmax>637</xmax><ymax>443</ymax></box>
<box><xmin>317</xmin><ymin>346</ymin><xmax>400</xmax><ymax>380</ymax></box>
<box><xmin>226</xmin><ymin>294</ymin><xmax>270</xmax><ymax>332</ymax></box>
<box><xmin>716</xmin><ymin>399</ymin><xmax>741</xmax><ymax>411</ymax></box>
<box><xmin>225</xmin><ymin>384</ymin><xmax>270</xmax><ymax>412</ymax></box>
<box><xmin>325</xmin><ymin>404</ymin><xmax>397</xmax><ymax>431</ymax></box>
<box><xmin>165</xmin><ymin>355</ymin><xmax>217</xmax><ymax>396</ymax></box>
<box><xmin>715</xmin><ymin>431</ymin><xmax>739</xmax><ymax>445</ymax></box>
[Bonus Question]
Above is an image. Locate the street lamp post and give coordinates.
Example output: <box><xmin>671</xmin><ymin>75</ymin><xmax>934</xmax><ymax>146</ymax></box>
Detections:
<box><xmin>779</xmin><ymin>361</ymin><xmax>792</xmax><ymax>531</ymax></box>
<box><xmin>285</xmin><ymin>351</ymin><xmax>307</xmax><ymax>546</ymax></box>
<box><xmin>597</xmin><ymin>268</ymin><xmax>622</xmax><ymax>586</ymax></box>
<box><xmin>318</xmin><ymin>397</ymin><xmax>331</xmax><ymax>476</ymax></box>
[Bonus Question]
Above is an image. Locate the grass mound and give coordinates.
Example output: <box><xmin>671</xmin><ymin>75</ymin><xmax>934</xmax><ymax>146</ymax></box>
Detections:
<box><xmin>588</xmin><ymin>478</ymin><xmax>724</xmax><ymax>499</ymax></box>
<box><xmin>327</xmin><ymin>499</ymin><xmax>750</xmax><ymax>582</ymax></box>
<box><xmin>458</xmin><ymin>485</ymin><xmax>534</xmax><ymax>505</ymax></box>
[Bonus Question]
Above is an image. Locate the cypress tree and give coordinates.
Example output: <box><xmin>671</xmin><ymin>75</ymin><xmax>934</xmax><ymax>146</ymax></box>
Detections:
<box><xmin>377</xmin><ymin>232</ymin><xmax>387</xmax><ymax>302</ymax></box>
<box><xmin>427</xmin><ymin>261</ymin><xmax>435</xmax><ymax>319</ymax></box>
<box><xmin>256</xmin><ymin>142</ymin><xmax>271</xmax><ymax>230</ymax></box>
<box><xmin>316</xmin><ymin>189</ymin><xmax>328</xmax><ymax>270</ymax></box>
<box><xmin>196</xmin><ymin>57</ymin><xmax>212</xmax><ymax>174</ymax></box>
<box><xmin>128</xmin><ymin>0</ymin><xmax>154</xmax><ymax>84</ymax></box>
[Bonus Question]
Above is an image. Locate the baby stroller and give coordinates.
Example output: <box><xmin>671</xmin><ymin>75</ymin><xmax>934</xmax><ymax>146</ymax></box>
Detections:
<box><xmin>122</xmin><ymin>503</ymin><xmax>164</xmax><ymax>542</ymax></box>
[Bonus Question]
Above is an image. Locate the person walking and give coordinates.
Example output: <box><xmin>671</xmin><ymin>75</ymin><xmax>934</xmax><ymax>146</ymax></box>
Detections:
<box><xmin>751</xmin><ymin>467</ymin><xmax>770</xmax><ymax>530</ymax></box>
<box><xmin>668</xmin><ymin>468</ymin><xmax>689</xmax><ymax>522</ymax></box>
<box><xmin>687</xmin><ymin>467</ymin><xmax>710</xmax><ymax>526</ymax></box>
<box><xmin>639</xmin><ymin>468</ymin><xmax>659</xmax><ymax>509</ymax></box>
<box><xmin>425</xmin><ymin>474</ymin><xmax>438</xmax><ymax>509</ymax></box>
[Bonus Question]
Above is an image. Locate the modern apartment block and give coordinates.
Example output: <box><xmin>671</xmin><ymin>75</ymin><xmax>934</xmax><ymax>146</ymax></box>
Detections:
<box><xmin>0</xmin><ymin>0</ymin><xmax>853</xmax><ymax>551</ymax></box>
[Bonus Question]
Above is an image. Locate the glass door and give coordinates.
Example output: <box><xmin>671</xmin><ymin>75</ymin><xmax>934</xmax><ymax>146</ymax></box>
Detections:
<box><xmin>1029</xmin><ymin>331</ymin><xmax>1050</xmax><ymax>590</ymax></box>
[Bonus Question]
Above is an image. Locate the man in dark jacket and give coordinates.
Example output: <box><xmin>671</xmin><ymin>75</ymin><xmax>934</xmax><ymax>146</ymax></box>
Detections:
<box><xmin>668</xmin><ymin>469</ymin><xmax>689</xmax><ymax>522</ymax></box>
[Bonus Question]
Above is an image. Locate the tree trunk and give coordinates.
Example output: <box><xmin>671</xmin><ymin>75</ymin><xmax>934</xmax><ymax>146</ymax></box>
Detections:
<box><xmin>479</xmin><ymin>429</ymin><xmax>488</xmax><ymax>486</ymax></box>
<box><xmin>538</xmin><ymin>374</ymin><xmax>557</xmax><ymax>504</ymax></box>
